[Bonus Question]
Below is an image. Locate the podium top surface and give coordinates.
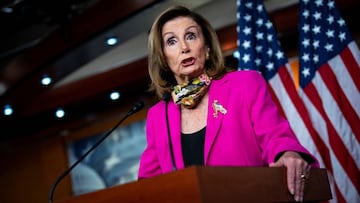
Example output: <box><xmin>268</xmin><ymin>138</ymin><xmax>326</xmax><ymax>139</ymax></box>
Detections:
<box><xmin>56</xmin><ymin>166</ymin><xmax>332</xmax><ymax>203</ymax></box>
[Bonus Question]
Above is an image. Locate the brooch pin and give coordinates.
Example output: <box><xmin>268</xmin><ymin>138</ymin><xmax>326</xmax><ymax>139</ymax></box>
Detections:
<box><xmin>212</xmin><ymin>100</ymin><xmax>227</xmax><ymax>118</ymax></box>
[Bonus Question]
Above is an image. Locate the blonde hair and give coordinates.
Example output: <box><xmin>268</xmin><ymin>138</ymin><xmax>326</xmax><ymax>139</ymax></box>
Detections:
<box><xmin>148</xmin><ymin>5</ymin><xmax>226</xmax><ymax>99</ymax></box>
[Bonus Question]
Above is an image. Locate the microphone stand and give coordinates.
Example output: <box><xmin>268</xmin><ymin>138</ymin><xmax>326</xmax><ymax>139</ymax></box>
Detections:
<box><xmin>48</xmin><ymin>101</ymin><xmax>144</xmax><ymax>203</ymax></box>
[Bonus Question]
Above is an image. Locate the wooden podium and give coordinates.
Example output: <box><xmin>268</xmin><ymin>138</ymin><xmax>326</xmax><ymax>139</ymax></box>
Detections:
<box><xmin>56</xmin><ymin>166</ymin><xmax>332</xmax><ymax>203</ymax></box>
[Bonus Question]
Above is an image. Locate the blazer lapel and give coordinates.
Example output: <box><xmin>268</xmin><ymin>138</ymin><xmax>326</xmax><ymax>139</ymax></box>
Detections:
<box><xmin>167</xmin><ymin>101</ymin><xmax>185</xmax><ymax>169</ymax></box>
<box><xmin>204</xmin><ymin>77</ymin><xmax>230</xmax><ymax>164</ymax></box>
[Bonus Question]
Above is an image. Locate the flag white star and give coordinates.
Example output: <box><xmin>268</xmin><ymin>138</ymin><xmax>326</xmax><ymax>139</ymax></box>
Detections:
<box><xmin>339</xmin><ymin>32</ymin><xmax>346</xmax><ymax>41</ymax></box>
<box><xmin>265</xmin><ymin>21</ymin><xmax>272</xmax><ymax>29</ymax></box>
<box><xmin>242</xmin><ymin>53</ymin><xmax>251</xmax><ymax>63</ymax></box>
<box><xmin>256</xmin><ymin>18</ymin><xmax>263</xmax><ymax>27</ymax></box>
<box><xmin>312</xmin><ymin>25</ymin><xmax>321</xmax><ymax>34</ymax></box>
<box><xmin>327</xmin><ymin>1</ymin><xmax>335</xmax><ymax>9</ymax></box>
<box><xmin>243</xmin><ymin>26</ymin><xmax>252</xmax><ymax>35</ymax></box>
<box><xmin>326</xmin><ymin>29</ymin><xmax>334</xmax><ymax>38</ymax></box>
<box><xmin>302</xmin><ymin>10</ymin><xmax>310</xmax><ymax>18</ymax></box>
<box><xmin>337</xmin><ymin>18</ymin><xmax>345</xmax><ymax>26</ymax></box>
<box><xmin>302</xmin><ymin>38</ymin><xmax>310</xmax><ymax>47</ymax></box>
<box><xmin>256</xmin><ymin>32</ymin><xmax>264</xmax><ymax>40</ymax></box>
<box><xmin>275</xmin><ymin>50</ymin><xmax>284</xmax><ymax>59</ymax></box>
<box><xmin>244</xmin><ymin>14</ymin><xmax>252</xmax><ymax>22</ymax></box>
<box><xmin>242</xmin><ymin>40</ymin><xmax>251</xmax><ymax>49</ymax></box>
<box><xmin>256</xmin><ymin>4</ymin><xmax>263</xmax><ymax>12</ymax></box>
<box><xmin>325</xmin><ymin>43</ymin><xmax>333</xmax><ymax>52</ymax></box>
<box><xmin>302</xmin><ymin>53</ymin><xmax>310</xmax><ymax>62</ymax></box>
<box><xmin>315</xmin><ymin>0</ymin><xmax>323</xmax><ymax>7</ymax></box>
<box><xmin>327</xmin><ymin>15</ymin><xmax>334</xmax><ymax>24</ymax></box>
<box><xmin>313</xmin><ymin>40</ymin><xmax>320</xmax><ymax>49</ymax></box>
<box><xmin>301</xmin><ymin>67</ymin><xmax>311</xmax><ymax>78</ymax></box>
<box><xmin>313</xmin><ymin>55</ymin><xmax>319</xmax><ymax>63</ymax></box>
<box><xmin>302</xmin><ymin>24</ymin><xmax>310</xmax><ymax>33</ymax></box>
<box><xmin>256</xmin><ymin>45</ymin><xmax>262</xmax><ymax>52</ymax></box>
<box><xmin>255</xmin><ymin>58</ymin><xmax>261</xmax><ymax>66</ymax></box>
<box><xmin>267</xmin><ymin>48</ymin><xmax>273</xmax><ymax>57</ymax></box>
<box><xmin>313</xmin><ymin>12</ymin><xmax>322</xmax><ymax>20</ymax></box>
<box><xmin>245</xmin><ymin>2</ymin><xmax>253</xmax><ymax>9</ymax></box>
<box><xmin>266</xmin><ymin>62</ymin><xmax>274</xmax><ymax>71</ymax></box>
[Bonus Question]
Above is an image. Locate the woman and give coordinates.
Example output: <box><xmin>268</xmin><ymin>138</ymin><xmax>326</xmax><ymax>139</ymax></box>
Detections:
<box><xmin>138</xmin><ymin>6</ymin><xmax>318</xmax><ymax>202</ymax></box>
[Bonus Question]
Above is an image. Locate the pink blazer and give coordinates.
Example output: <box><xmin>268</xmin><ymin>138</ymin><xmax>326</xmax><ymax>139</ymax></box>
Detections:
<box><xmin>138</xmin><ymin>70</ymin><xmax>318</xmax><ymax>179</ymax></box>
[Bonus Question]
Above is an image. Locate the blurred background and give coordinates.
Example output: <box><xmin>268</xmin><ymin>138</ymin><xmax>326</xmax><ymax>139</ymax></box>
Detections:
<box><xmin>0</xmin><ymin>0</ymin><xmax>359</xmax><ymax>203</ymax></box>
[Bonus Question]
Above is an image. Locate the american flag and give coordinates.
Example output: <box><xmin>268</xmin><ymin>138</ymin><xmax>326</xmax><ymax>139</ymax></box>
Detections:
<box><xmin>237</xmin><ymin>0</ymin><xmax>360</xmax><ymax>202</ymax></box>
<box><xmin>298</xmin><ymin>0</ymin><xmax>360</xmax><ymax>202</ymax></box>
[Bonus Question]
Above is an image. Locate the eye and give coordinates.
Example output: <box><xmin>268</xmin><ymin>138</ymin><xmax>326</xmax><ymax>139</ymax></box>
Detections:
<box><xmin>166</xmin><ymin>37</ymin><xmax>177</xmax><ymax>46</ymax></box>
<box><xmin>186</xmin><ymin>32</ymin><xmax>197</xmax><ymax>40</ymax></box>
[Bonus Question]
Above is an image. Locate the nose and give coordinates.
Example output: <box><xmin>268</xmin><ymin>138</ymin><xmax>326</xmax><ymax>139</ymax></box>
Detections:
<box><xmin>181</xmin><ymin>49</ymin><xmax>189</xmax><ymax>54</ymax></box>
<box><xmin>181</xmin><ymin>47</ymin><xmax>190</xmax><ymax>54</ymax></box>
<box><xmin>180</xmin><ymin>41</ymin><xmax>190</xmax><ymax>54</ymax></box>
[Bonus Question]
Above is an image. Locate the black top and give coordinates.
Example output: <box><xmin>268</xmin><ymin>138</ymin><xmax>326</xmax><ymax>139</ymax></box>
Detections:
<box><xmin>181</xmin><ymin>127</ymin><xmax>206</xmax><ymax>167</ymax></box>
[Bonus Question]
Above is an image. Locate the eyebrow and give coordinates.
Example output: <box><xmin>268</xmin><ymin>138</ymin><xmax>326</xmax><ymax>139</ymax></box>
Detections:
<box><xmin>162</xmin><ymin>25</ymin><xmax>199</xmax><ymax>38</ymax></box>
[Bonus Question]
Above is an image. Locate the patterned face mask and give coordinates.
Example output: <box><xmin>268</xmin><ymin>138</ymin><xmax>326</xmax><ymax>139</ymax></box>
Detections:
<box><xmin>171</xmin><ymin>74</ymin><xmax>212</xmax><ymax>109</ymax></box>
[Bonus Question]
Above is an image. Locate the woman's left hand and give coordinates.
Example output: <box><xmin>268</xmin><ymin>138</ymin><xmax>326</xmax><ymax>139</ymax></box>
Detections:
<box><xmin>269</xmin><ymin>151</ymin><xmax>311</xmax><ymax>202</ymax></box>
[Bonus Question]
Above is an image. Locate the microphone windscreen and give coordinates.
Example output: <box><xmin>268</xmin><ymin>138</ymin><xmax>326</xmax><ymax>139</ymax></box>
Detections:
<box><xmin>132</xmin><ymin>101</ymin><xmax>144</xmax><ymax>113</ymax></box>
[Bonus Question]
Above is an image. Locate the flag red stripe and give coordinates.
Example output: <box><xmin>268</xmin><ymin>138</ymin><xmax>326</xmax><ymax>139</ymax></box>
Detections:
<box><xmin>267</xmin><ymin>83</ymin><xmax>286</xmax><ymax>118</ymax></box>
<box><xmin>334</xmin><ymin>183</ymin><xmax>347</xmax><ymax>203</ymax></box>
<box><xmin>304</xmin><ymin>83</ymin><xmax>360</xmax><ymax>194</ymax></box>
<box><xmin>340</xmin><ymin>46</ymin><xmax>360</xmax><ymax>93</ymax></box>
<box><xmin>318</xmin><ymin>63</ymin><xmax>360</xmax><ymax>142</ymax></box>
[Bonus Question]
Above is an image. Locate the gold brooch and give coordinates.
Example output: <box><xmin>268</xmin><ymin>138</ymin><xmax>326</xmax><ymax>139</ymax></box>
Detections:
<box><xmin>212</xmin><ymin>100</ymin><xmax>227</xmax><ymax>118</ymax></box>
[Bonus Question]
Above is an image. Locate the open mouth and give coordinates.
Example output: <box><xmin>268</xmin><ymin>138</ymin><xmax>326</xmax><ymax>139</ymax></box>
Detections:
<box><xmin>181</xmin><ymin>57</ymin><xmax>195</xmax><ymax>67</ymax></box>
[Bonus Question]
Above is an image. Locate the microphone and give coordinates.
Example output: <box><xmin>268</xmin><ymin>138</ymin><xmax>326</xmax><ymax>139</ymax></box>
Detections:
<box><xmin>162</xmin><ymin>91</ymin><xmax>171</xmax><ymax>102</ymax></box>
<box><xmin>48</xmin><ymin>101</ymin><xmax>144</xmax><ymax>203</ymax></box>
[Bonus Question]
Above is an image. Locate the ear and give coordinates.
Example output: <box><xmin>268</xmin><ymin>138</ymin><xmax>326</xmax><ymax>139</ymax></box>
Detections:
<box><xmin>205</xmin><ymin>47</ymin><xmax>210</xmax><ymax>59</ymax></box>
